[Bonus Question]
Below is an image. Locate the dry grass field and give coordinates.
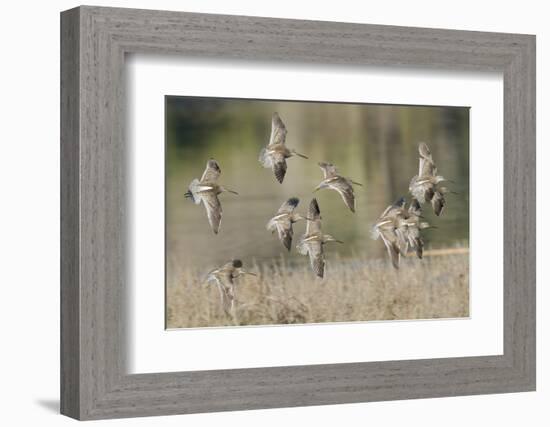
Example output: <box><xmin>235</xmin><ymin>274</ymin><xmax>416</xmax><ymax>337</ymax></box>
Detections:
<box><xmin>166</xmin><ymin>248</ymin><xmax>469</xmax><ymax>329</ymax></box>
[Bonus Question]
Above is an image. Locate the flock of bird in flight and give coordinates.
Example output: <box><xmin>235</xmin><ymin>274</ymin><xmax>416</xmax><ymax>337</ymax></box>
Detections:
<box><xmin>184</xmin><ymin>112</ymin><xmax>451</xmax><ymax>316</ymax></box>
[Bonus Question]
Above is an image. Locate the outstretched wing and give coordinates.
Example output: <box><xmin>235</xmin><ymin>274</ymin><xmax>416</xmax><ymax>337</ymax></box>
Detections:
<box><xmin>431</xmin><ymin>190</ymin><xmax>446</xmax><ymax>216</ymax></box>
<box><xmin>218</xmin><ymin>284</ymin><xmax>235</xmax><ymax>316</ymax></box>
<box><xmin>305</xmin><ymin>198</ymin><xmax>322</xmax><ymax>235</ymax></box>
<box><xmin>408</xmin><ymin>198</ymin><xmax>422</xmax><ymax>217</ymax></box>
<box><xmin>201</xmin><ymin>159</ymin><xmax>221</xmax><ymax>183</ymax></box>
<box><xmin>208</xmin><ymin>271</ymin><xmax>235</xmax><ymax>315</ymax></box>
<box><xmin>413</xmin><ymin>236</ymin><xmax>424</xmax><ymax>259</ymax></box>
<box><xmin>268</xmin><ymin>112</ymin><xmax>287</xmax><ymax>147</ymax></box>
<box><xmin>404</xmin><ymin>225</ymin><xmax>424</xmax><ymax>259</ymax></box>
<box><xmin>394</xmin><ymin>226</ymin><xmax>409</xmax><ymax>256</ymax></box>
<box><xmin>419</xmin><ymin>158</ymin><xmax>436</xmax><ymax>177</ymax></box>
<box><xmin>201</xmin><ymin>191</ymin><xmax>222</xmax><ymax>234</ymax></box>
<box><xmin>307</xmin><ymin>241</ymin><xmax>325</xmax><ymax>278</ymax></box>
<box><xmin>418</xmin><ymin>142</ymin><xmax>432</xmax><ymax>160</ymax></box>
<box><xmin>318</xmin><ymin>162</ymin><xmax>338</xmax><ymax>179</ymax></box>
<box><xmin>216</xmin><ymin>280</ymin><xmax>235</xmax><ymax>316</ymax></box>
<box><xmin>276</xmin><ymin>221</ymin><xmax>294</xmax><ymax>251</ymax></box>
<box><xmin>277</xmin><ymin>197</ymin><xmax>299</xmax><ymax>214</ymax></box>
<box><xmin>328</xmin><ymin>178</ymin><xmax>356</xmax><ymax>213</ymax></box>
<box><xmin>418</xmin><ymin>143</ymin><xmax>438</xmax><ymax>178</ymax></box>
<box><xmin>379</xmin><ymin>229</ymin><xmax>401</xmax><ymax>269</ymax></box>
<box><xmin>272</xmin><ymin>153</ymin><xmax>287</xmax><ymax>183</ymax></box>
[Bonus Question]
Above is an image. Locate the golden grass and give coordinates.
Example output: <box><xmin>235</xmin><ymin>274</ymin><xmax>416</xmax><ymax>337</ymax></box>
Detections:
<box><xmin>166</xmin><ymin>249</ymin><xmax>469</xmax><ymax>329</ymax></box>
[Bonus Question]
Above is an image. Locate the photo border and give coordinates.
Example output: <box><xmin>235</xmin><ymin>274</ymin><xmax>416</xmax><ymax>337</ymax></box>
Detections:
<box><xmin>61</xmin><ymin>6</ymin><xmax>535</xmax><ymax>420</ymax></box>
<box><xmin>164</xmin><ymin>94</ymin><xmax>472</xmax><ymax>330</ymax></box>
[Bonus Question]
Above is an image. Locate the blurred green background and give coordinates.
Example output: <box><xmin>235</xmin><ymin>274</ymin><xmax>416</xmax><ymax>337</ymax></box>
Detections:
<box><xmin>166</xmin><ymin>96</ymin><xmax>469</xmax><ymax>277</ymax></box>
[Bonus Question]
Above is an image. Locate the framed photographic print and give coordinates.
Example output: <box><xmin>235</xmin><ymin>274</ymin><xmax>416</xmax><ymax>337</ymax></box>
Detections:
<box><xmin>61</xmin><ymin>5</ymin><xmax>536</xmax><ymax>420</ymax></box>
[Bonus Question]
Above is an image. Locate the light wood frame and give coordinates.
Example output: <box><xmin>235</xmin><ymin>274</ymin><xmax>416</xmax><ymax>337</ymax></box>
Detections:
<box><xmin>60</xmin><ymin>5</ymin><xmax>536</xmax><ymax>420</ymax></box>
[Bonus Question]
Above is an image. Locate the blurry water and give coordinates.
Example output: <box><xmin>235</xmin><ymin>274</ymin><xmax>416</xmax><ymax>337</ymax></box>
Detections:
<box><xmin>166</xmin><ymin>97</ymin><xmax>469</xmax><ymax>278</ymax></box>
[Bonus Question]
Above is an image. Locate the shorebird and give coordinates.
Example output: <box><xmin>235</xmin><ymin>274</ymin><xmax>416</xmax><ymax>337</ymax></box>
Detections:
<box><xmin>371</xmin><ymin>197</ymin><xmax>430</xmax><ymax>268</ymax></box>
<box><xmin>371</xmin><ymin>197</ymin><xmax>407</xmax><ymax>269</ymax></box>
<box><xmin>184</xmin><ymin>159</ymin><xmax>238</xmax><ymax>234</ymax></box>
<box><xmin>296</xmin><ymin>198</ymin><xmax>343</xmax><ymax>278</ymax></box>
<box><xmin>259</xmin><ymin>112</ymin><xmax>308</xmax><ymax>183</ymax></box>
<box><xmin>266</xmin><ymin>197</ymin><xmax>309</xmax><ymax>251</ymax></box>
<box><xmin>205</xmin><ymin>259</ymin><xmax>257</xmax><ymax>317</ymax></box>
<box><xmin>314</xmin><ymin>162</ymin><xmax>362</xmax><ymax>213</ymax></box>
<box><xmin>409</xmin><ymin>142</ymin><xmax>448</xmax><ymax>216</ymax></box>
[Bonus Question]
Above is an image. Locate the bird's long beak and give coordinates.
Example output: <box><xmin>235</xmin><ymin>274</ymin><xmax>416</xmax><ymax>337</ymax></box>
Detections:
<box><xmin>293</xmin><ymin>151</ymin><xmax>308</xmax><ymax>159</ymax></box>
<box><xmin>243</xmin><ymin>271</ymin><xmax>257</xmax><ymax>276</ymax></box>
<box><xmin>312</xmin><ymin>185</ymin><xmax>321</xmax><ymax>193</ymax></box>
<box><xmin>351</xmin><ymin>180</ymin><xmax>363</xmax><ymax>186</ymax></box>
<box><xmin>335</xmin><ymin>240</ymin><xmax>344</xmax><ymax>244</ymax></box>
<box><xmin>226</xmin><ymin>188</ymin><xmax>239</xmax><ymax>195</ymax></box>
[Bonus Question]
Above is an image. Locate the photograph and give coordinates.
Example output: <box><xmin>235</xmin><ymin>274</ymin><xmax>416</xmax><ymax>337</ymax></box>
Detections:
<box><xmin>165</xmin><ymin>96</ymin><xmax>470</xmax><ymax>328</ymax></box>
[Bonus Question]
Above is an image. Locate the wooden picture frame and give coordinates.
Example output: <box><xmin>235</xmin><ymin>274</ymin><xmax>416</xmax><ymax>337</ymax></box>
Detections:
<box><xmin>60</xmin><ymin>5</ymin><xmax>536</xmax><ymax>420</ymax></box>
